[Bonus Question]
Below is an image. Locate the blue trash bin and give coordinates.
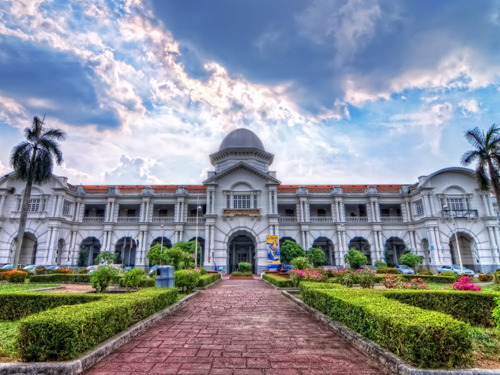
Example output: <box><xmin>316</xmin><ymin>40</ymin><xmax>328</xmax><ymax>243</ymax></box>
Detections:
<box><xmin>156</xmin><ymin>266</ymin><xmax>175</xmax><ymax>288</ymax></box>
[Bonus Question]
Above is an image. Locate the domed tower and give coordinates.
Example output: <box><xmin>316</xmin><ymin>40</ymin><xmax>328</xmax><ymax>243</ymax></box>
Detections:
<box><xmin>209</xmin><ymin>128</ymin><xmax>275</xmax><ymax>174</ymax></box>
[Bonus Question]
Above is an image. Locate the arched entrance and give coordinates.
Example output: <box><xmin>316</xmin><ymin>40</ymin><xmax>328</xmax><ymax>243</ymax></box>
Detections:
<box><xmin>78</xmin><ymin>237</ymin><xmax>101</xmax><ymax>267</ymax></box>
<box><xmin>151</xmin><ymin>237</ymin><xmax>172</xmax><ymax>249</ymax></box>
<box><xmin>385</xmin><ymin>237</ymin><xmax>406</xmax><ymax>267</ymax></box>
<box><xmin>312</xmin><ymin>237</ymin><xmax>335</xmax><ymax>265</ymax></box>
<box><xmin>228</xmin><ymin>232</ymin><xmax>255</xmax><ymax>273</ymax></box>
<box><xmin>449</xmin><ymin>232</ymin><xmax>477</xmax><ymax>271</ymax></box>
<box><xmin>348</xmin><ymin>237</ymin><xmax>371</xmax><ymax>265</ymax></box>
<box><xmin>115</xmin><ymin>237</ymin><xmax>137</xmax><ymax>267</ymax></box>
<box><xmin>14</xmin><ymin>233</ymin><xmax>38</xmax><ymax>265</ymax></box>
<box><xmin>189</xmin><ymin>237</ymin><xmax>205</xmax><ymax>267</ymax></box>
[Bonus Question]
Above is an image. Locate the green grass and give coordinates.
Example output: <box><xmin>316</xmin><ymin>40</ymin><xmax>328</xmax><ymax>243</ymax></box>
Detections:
<box><xmin>0</xmin><ymin>321</ymin><xmax>20</xmax><ymax>360</ymax></box>
<box><xmin>470</xmin><ymin>327</ymin><xmax>500</xmax><ymax>366</ymax></box>
<box><xmin>0</xmin><ymin>283</ymin><xmax>58</xmax><ymax>293</ymax></box>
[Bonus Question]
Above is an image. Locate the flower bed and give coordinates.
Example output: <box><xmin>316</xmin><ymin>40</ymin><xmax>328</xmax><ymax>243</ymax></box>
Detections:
<box><xmin>262</xmin><ymin>273</ymin><xmax>295</xmax><ymax>288</ymax></box>
<box><xmin>299</xmin><ymin>282</ymin><xmax>472</xmax><ymax>368</ymax></box>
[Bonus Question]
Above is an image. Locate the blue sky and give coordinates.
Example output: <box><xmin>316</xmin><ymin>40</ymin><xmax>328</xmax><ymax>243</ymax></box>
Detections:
<box><xmin>0</xmin><ymin>0</ymin><xmax>499</xmax><ymax>185</ymax></box>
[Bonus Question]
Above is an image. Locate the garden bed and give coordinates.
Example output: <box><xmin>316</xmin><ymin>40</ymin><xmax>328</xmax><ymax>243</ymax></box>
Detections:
<box><xmin>229</xmin><ymin>275</ymin><xmax>255</xmax><ymax>280</ymax></box>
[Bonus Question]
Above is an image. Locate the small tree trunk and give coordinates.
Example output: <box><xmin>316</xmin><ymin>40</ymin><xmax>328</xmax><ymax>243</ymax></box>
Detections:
<box><xmin>487</xmin><ymin>161</ymin><xmax>500</xmax><ymax>216</ymax></box>
<box><xmin>13</xmin><ymin>180</ymin><xmax>33</xmax><ymax>270</ymax></box>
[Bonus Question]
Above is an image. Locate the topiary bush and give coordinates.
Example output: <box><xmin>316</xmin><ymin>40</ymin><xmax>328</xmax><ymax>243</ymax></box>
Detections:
<box><xmin>374</xmin><ymin>260</ymin><xmax>387</xmax><ymax>268</ymax></box>
<box><xmin>90</xmin><ymin>266</ymin><xmax>119</xmax><ymax>293</ymax></box>
<box><xmin>263</xmin><ymin>273</ymin><xmax>295</xmax><ymax>288</ymax></box>
<box><xmin>280</xmin><ymin>240</ymin><xmax>305</xmax><ymax>263</ymax></box>
<box><xmin>4</xmin><ymin>271</ymin><xmax>29</xmax><ymax>283</ymax></box>
<box><xmin>344</xmin><ymin>248</ymin><xmax>367</xmax><ymax>269</ymax></box>
<box><xmin>399</xmin><ymin>253</ymin><xmax>423</xmax><ymax>268</ymax></box>
<box><xmin>175</xmin><ymin>270</ymin><xmax>200</xmax><ymax>292</ymax></box>
<box><xmin>197</xmin><ymin>273</ymin><xmax>221</xmax><ymax>287</ymax></box>
<box><xmin>120</xmin><ymin>268</ymin><xmax>145</xmax><ymax>291</ymax></box>
<box><xmin>238</xmin><ymin>262</ymin><xmax>252</xmax><ymax>272</ymax></box>
<box><xmin>291</xmin><ymin>256</ymin><xmax>310</xmax><ymax>270</ymax></box>
<box><xmin>306</xmin><ymin>247</ymin><xmax>326</xmax><ymax>267</ymax></box>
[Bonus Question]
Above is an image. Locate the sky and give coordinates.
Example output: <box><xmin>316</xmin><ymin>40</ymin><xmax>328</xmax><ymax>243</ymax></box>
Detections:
<box><xmin>0</xmin><ymin>0</ymin><xmax>499</xmax><ymax>185</ymax></box>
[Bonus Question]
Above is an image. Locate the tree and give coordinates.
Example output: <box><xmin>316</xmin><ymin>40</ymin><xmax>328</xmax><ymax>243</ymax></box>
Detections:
<box><xmin>461</xmin><ymin>124</ymin><xmax>500</xmax><ymax>209</ymax></box>
<box><xmin>280</xmin><ymin>240</ymin><xmax>305</xmax><ymax>263</ymax></box>
<box><xmin>147</xmin><ymin>244</ymin><xmax>165</xmax><ymax>266</ymax></box>
<box><xmin>399</xmin><ymin>253</ymin><xmax>423</xmax><ymax>268</ymax></box>
<box><xmin>10</xmin><ymin>116</ymin><xmax>66</xmax><ymax>270</ymax></box>
<box><xmin>344</xmin><ymin>248</ymin><xmax>368</xmax><ymax>269</ymax></box>
<box><xmin>307</xmin><ymin>247</ymin><xmax>326</xmax><ymax>267</ymax></box>
<box><xmin>95</xmin><ymin>251</ymin><xmax>117</xmax><ymax>265</ymax></box>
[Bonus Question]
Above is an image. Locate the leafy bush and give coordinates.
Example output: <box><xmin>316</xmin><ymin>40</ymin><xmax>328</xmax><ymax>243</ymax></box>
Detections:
<box><xmin>18</xmin><ymin>288</ymin><xmax>178</xmax><ymax>361</ymax></box>
<box><xmin>416</xmin><ymin>269</ymin><xmax>434</xmax><ymax>276</ymax></box>
<box><xmin>356</xmin><ymin>268</ymin><xmax>375</xmax><ymax>288</ymax></box>
<box><xmin>383</xmin><ymin>274</ymin><xmax>402</xmax><ymax>288</ymax></box>
<box><xmin>238</xmin><ymin>262</ymin><xmax>252</xmax><ymax>272</ymax></box>
<box><xmin>375</xmin><ymin>267</ymin><xmax>400</xmax><ymax>274</ymax></box>
<box><xmin>78</xmin><ymin>268</ymin><xmax>90</xmax><ymax>274</ymax></box>
<box><xmin>263</xmin><ymin>273</ymin><xmax>295</xmax><ymax>288</ymax></box>
<box><xmin>385</xmin><ymin>290</ymin><xmax>498</xmax><ymax>326</ymax></box>
<box><xmin>440</xmin><ymin>271</ymin><xmax>459</xmax><ymax>278</ymax></box>
<box><xmin>401</xmin><ymin>274</ymin><xmax>456</xmax><ymax>284</ymax></box>
<box><xmin>291</xmin><ymin>257</ymin><xmax>310</xmax><ymax>270</ymax></box>
<box><xmin>175</xmin><ymin>270</ymin><xmax>200</xmax><ymax>292</ymax></box>
<box><xmin>280</xmin><ymin>240</ymin><xmax>305</xmax><ymax>263</ymax></box>
<box><xmin>306</xmin><ymin>247</ymin><xmax>326</xmax><ymax>267</ymax></box>
<box><xmin>49</xmin><ymin>268</ymin><xmax>72</xmax><ymax>274</ymax></box>
<box><xmin>452</xmin><ymin>276</ymin><xmax>481</xmax><ymax>291</ymax></box>
<box><xmin>478</xmin><ymin>273</ymin><xmax>494</xmax><ymax>282</ymax></box>
<box><xmin>4</xmin><ymin>271</ymin><xmax>29</xmax><ymax>283</ymax></box>
<box><xmin>290</xmin><ymin>268</ymin><xmax>323</xmax><ymax>286</ymax></box>
<box><xmin>493</xmin><ymin>299</ymin><xmax>500</xmax><ymax>328</ymax></box>
<box><xmin>300</xmin><ymin>283</ymin><xmax>472</xmax><ymax>368</ymax></box>
<box><xmin>399</xmin><ymin>253</ymin><xmax>423</xmax><ymax>268</ymax></box>
<box><xmin>121</xmin><ymin>268</ymin><xmax>145</xmax><ymax>291</ymax></box>
<box><xmin>344</xmin><ymin>248</ymin><xmax>367</xmax><ymax>269</ymax></box>
<box><xmin>495</xmin><ymin>270</ymin><xmax>500</xmax><ymax>284</ymax></box>
<box><xmin>197</xmin><ymin>273</ymin><xmax>221</xmax><ymax>287</ymax></box>
<box><xmin>231</xmin><ymin>271</ymin><xmax>253</xmax><ymax>277</ymax></box>
<box><xmin>338</xmin><ymin>270</ymin><xmax>356</xmax><ymax>287</ymax></box>
<box><xmin>90</xmin><ymin>266</ymin><xmax>119</xmax><ymax>293</ymax></box>
<box><xmin>165</xmin><ymin>248</ymin><xmax>191</xmax><ymax>270</ymax></box>
<box><xmin>199</xmin><ymin>268</ymin><xmax>207</xmax><ymax>275</ymax></box>
<box><xmin>147</xmin><ymin>244</ymin><xmax>164</xmax><ymax>266</ymax></box>
<box><xmin>374</xmin><ymin>260</ymin><xmax>387</xmax><ymax>268</ymax></box>
<box><xmin>94</xmin><ymin>251</ymin><xmax>117</xmax><ymax>265</ymax></box>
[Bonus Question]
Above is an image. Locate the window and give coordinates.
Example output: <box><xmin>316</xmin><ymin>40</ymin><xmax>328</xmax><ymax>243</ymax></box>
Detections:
<box><xmin>233</xmin><ymin>195</ymin><xmax>251</xmax><ymax>209</ymax></box>
<box><xmin>158</xmin><ymin>208</ymin><xmax>168</xmax><ymax>217</ymax></box>
<box><xmin>254</xmin><ymin>195</ymin><xmax>258</xmax><ymax>209</ymax></box>
<box><xmin>226</xmin><ymin>195</ymin><xmax>231</xmax><ymax>208</ymax></box>
<box><xmin>317</xmin><ymin>208</ymin><xmax>327</xmax><ymax>217</ymax></box>
<box><xmin>414</xmin><ymin>200</ymin><xmax>424</xmax><ymax>216</ymax></box>
<box><xmin>285</xmin><ymin>209</ymin><xmax>295</xmax><ymax>217</ymax></box>
<box><xmin>62</xmin><ymin>200</ymin><xmax>72</xmax><ymax>216</ymax></box>
<box><xmin>28</xmin><ymin>198</ymin><xmax>41</xmax><ymax>212</ymax></box>
<box><xmin>443</xmin><ymin>198</ymin><xmax>465</xmax><ymax>211</ymax></box>
<box><xmin>127</xmin><ymin>209</ymin><xmax>136</xmax><ymax>217</ymax></box>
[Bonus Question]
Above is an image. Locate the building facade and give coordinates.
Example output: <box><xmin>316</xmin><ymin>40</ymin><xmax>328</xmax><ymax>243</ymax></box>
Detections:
<box><xmin>1</xmin><ymin>128</ymin><xmax>499</xmax><ymax>273</ymax></box>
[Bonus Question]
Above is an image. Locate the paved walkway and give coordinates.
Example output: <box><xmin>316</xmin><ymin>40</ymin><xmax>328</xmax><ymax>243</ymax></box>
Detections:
<box><xmin>84</xmin><ymin>280</ymin><xmax>392</xmax><ymax>375</ymax></box>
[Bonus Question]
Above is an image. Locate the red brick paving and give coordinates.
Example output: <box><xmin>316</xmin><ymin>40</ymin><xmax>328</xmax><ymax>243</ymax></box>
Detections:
<box><xmin>83</xmin><ymin>280</ymin><xmax>392</xmax><ymax>375</ymax></box>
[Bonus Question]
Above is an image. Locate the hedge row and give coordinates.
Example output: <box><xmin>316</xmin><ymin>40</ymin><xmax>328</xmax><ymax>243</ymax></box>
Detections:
<box><xmin>18</xmin><ymin>288</ymin><xmax>178</xmax><ymax>361</ymax></box>
<box><xmin>384</xmin><ymin>290</ymin><xmax>499</xmax><ymax>327</ymax></box>
<box><xmin>401</xmin><ymin>275</ymin><xmax>457</xmax><ymax>284</ymax></box>
<box><xmin>299</xmin><ymin>282</ymin><xmax>471</xmax><ymax>368</ymax></box>
<box><xmin>0</xmin><ymin>294</ymin><xmax>100</xmax><ymax>321</ymax></box>
<box><xmin>30</xmin><ymin>273</ymin><xmax>155</xmax><ymax>287</ymax></box>
<box><xmin>198</xmin><ymin>273</ymin><xmax>221</xmax><ymax>287</ymax></box>
<box><xmin>263</xmin><ymin>273</ymin><xmax>295</xmax><ymax>288</ymax></box>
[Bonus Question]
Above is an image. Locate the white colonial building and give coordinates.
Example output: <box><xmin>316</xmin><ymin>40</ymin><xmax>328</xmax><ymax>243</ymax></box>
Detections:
<box><xmin>1</xmin><ymin>128</ymin><xmax>499</xmax><ymax>273</ymax></box>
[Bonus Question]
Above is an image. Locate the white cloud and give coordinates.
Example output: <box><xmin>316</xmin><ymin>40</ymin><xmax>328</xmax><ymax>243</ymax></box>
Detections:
<box><xmin>103</xmin><ymin>155</ymin><xmax>161</xmax><ymax>184</ymax></box>
<box><xmin>458</xmin><ymin>99</ymin><xmax>480</xmax><ymax>116</ymax></box>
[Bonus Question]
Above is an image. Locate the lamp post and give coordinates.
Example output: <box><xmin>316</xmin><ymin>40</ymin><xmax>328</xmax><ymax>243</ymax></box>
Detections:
<box><xmin>195</xmin><ymin>197</ymin><xmax>201</xmax><ymax>268</ymax></box>
<box><xmin>444</xmin><ymin>204</ymin><xmax>463</xmax><ymax>274</ymax></box>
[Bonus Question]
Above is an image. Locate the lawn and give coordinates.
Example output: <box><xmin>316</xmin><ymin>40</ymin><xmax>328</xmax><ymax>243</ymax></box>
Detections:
<box><xmin>0</xmin><ymin>283</ymin><xmax>58</xmax><ymax>293</ymax></box>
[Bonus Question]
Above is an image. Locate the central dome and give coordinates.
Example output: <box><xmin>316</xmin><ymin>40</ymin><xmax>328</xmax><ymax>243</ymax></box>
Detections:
<box><xmin>219</xmin><ymin>128</ymin><xmax>265</xmax><ymax>151</ymax></box>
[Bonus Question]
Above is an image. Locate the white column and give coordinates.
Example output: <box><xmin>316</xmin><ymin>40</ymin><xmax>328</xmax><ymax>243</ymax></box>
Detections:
<box><xmin>494</xmin><ymin>227</ymin><xmax>500</xmax><ymax>261</ymax></box>
<box><xmin>211</xmin><ymin>191</ymin><xmax>215</xmax><ymax>213</ymax></box>
<box><xmin>273</xmin><ymin>191</ymin><xmax>278</xmax><ymax>214</ymax></box>
<box><xmin>405</xmin><ymin>201</ymin><xmax>412</xmax><ymax>221</ymax></box>
<box><xmin>47</xmin><ymin>228</ymin><xmax>59</xmax><ymax>263</ymax></box>
<box><xmin>331</xmin><ymin>203</ymin><xmax>336</xmax><ymax>222</ymax></box>
<box><xmin>0</xmin><ymin>195</ymin><xmax>5</xmax><ymax>216</ymax></box>
<box><xmin>56</xmin><ymin>197</ymin><xmax>63</xmax><ymax>217</ymax></box>
<box><xmin>204</xmin><ymin>225</ymin><xmax>210</xmax><ymax>265</ymax></box>
<box><xmin>51</xmin><ymin>196</ymin><xmax>59</xmax><ymax>217</ymax></box>
<box><xmin>375</xmin><ymin>202</ymin><xmax>380</xmax><ymax>222</ymax></box>
<box><xmin>340</xmin><ymin>202</ymin><xmax>345</xmax><ymax>222</ymax></box>
<box><xmin>426</xmin><ymin>195</ymin><xmax>434</xmax><ymax>217</ymax></box>
<box><xmin>206</xmin><ymin>191</ymin><xmax>211</xmax><ymax>214</ymax></box>
<box><xmin>210</xmin><ymin>225</ymin><xmax>215</xmax><ymax>262</ymax></box>
<box><xmin>268</xmin><ymin>191</ymin><xmax>272</xmax><ymax>213</ymax></box>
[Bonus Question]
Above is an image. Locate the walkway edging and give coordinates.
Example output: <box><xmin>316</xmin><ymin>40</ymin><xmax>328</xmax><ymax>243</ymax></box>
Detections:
<box><xmin>282</xmin><ymin>291</ymin><xmax>500</xmax><ymax>375</ymax></box>
<box><xmin>0</xmin><ymin>291</ymin><xmax>200</xmax><ymax>375</ymax></box>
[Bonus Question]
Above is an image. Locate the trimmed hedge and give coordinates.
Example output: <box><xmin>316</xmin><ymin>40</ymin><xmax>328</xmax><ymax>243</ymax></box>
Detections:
<box><xmin>263</xmin><ymin>273</ymin><xmax>295</xmax><ymax>288</ymax></box>
<box><xmin>198</xmin><ymin>273</ymin><xmax>221</xmax><ymax>287</ymax></box>
<box><xmin>300</xmin><ymin>282</ymin><xmax>471</xmax><ymax>368</ymax></box>
<box><xmin>384</xmin><ymin>290</ymin><xmax>499</xmax><ymax>327</ymax></box>
<box><xmin>30</xmin><ymin>273</ymin><xmax>155</xmax><ymax>287</ymax></box>
<box><xmin>18</xmin><ymin>288</ymin><xmax>178</xmax><ymax>361</ymax></box>
<box><xmin>401</xmin><ymin>275</ymin><xmax>456</xmax><ymax>284</ymax></box>
<box><xmin>0</xmin><ymin>294</ymin><xmax>101</xmax><ymax>321</ymax></box>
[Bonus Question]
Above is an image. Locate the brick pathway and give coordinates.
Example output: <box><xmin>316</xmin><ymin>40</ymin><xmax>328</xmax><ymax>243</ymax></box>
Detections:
<box><xmin>84</xmin><ymin>280</ymin><xmax>392</xmax><ymax>375</ymax></box>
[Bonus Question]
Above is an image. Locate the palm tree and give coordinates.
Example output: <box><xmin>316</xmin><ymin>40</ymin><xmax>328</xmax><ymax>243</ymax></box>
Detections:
<box><xmin>461</xmin><ymin>124</ymin><xmax>500</xmax><ymax>213</ymax></box>
<box><xmin>10</xmin><ymin>116</ymin><xmax>66</xmax><ymax>270</ymax></box>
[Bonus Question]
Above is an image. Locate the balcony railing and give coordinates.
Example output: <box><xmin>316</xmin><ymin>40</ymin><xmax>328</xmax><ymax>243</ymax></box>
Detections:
<box><xmin>117</xmin><ymin>217</ymin><xmax>139</xmax><ymax>223</ymax></box>
<box><xmin>381</xmin><ymin>216</ymin><xmax>404</xmax><ymax>223</ymax></box>
<box><xmin>345</xmin><ymin>216</ymin><xmax>369</xmax><ymax>223</ymax></box>
<box><xmin>310</xmin><ymin>216</ymin><xmax>334</xmax><ymax>223</ymax></box>
<box><xmin>278</xmin><ymin>217</ymin><xmax>297</xmax><ymax>224</ymax></box>
<box><xmin>441</xmin><ymin>209</ymin><xmax>478</xmax><ymax>218</ymax></box>
<box><xmin>82</xmin><ymin>216</ymin><xmax>104</xmax><ymax>223</ymax></box>
<box><xmin>151</xmin><ymin>217</ymin><xmax>175</xmax><ymax>223</ymax></box>
<box><xmin>186</xmin><ymin>217</ymin><xmax>206</xmax><ymax>224</ymax></box>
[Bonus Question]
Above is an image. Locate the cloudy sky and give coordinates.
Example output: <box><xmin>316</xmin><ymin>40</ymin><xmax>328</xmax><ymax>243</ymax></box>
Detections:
<box><xmin>0</xmin><ymin>0</ymin><xmax>499</xmax><ymax>185</ymax></box>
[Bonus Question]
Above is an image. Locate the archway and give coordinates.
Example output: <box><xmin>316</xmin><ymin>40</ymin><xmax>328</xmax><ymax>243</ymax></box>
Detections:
<box><xmin>55</xmin><ymin>239</ymin><xmax>65</xmax><ymax>266</ymax></box>
<box><xmin>385</xmin><ymin>237</ymin><xmax>406</xmax><ymax>267</ymax></box>
<box><xmin>421</xmin><ymin>239</ymin><xmax>431</xmax><ymax>266</ymax></box>
<box><xmin>151</xmin><ymin>237</ymin><xmax>172</xmax><ymax>249</ymax></box>
<box><xmin>449</xmin><ymin>232</ymin><xmax>477</xmax><ymax>271</ymax></box>
<box><xmin>228</xmin><ymin>232</ymin><xmax>256</xmax><ymax>273</ymax></box>
<box><xmin>115</xmin><ymin>237</ymin><xmax>137</xmax><ymax>267</ymax></box>
<box><xmin>78</xmin><ymin>237</ymin><xmax>101</xmax><ymax>267</ymax></box>
<box><xmin>312</xmin><ymin>237</ymin><xmax>335</xmax><ymax>266</ymax></box>
<box><xmin>14</xmin><ymin>233</ymin><xmax>38</xmax><ymax>265</ymax></box>
<box><xmin>348</xmin><ymin>237</ymin><xmax>371</xmax><ymax>265</ymax></box>
<box><xmin>189</xmin><ymin>237</ymin><xmax>205</xmax><ymax>266</ymax></box>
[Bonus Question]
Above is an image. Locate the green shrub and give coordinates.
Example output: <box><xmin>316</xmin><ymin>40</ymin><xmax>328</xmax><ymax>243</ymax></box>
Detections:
<box><xmin>495</xmin><ymin>270</ymin><xmax>500</xmax><ymax>284</ymax></box>
<box><xmin>356</xmin><ymin>268</ymin><xmax>375</xmax><ymax>288</ymax></box>
<box><xmin>375</xmin><ymin>267</ymin><xmax>400</xmax><ymax>274</ymax></box>
<box><xmin>478</xmin><ymin>273</ymin><xmax>494</xmax><ymax>282</ymax></box>
<box><xmin>493</xmin><ymin>298</ymin><xmax>500</xmax><ymax>328</ymax></box>
<box><xmin>90</xmin><ymin>266</ymin><xmax>119</xmax><ymax>293</ymax></box>
<box><xmin>280</xmin><ymin>240</ymin><xmax>305</xmax><ymax>263</ymax></box>
<box><xmin>197</xmin><ymin>273</ymin><xmax>221</xmax><ymax>287</ymax></box>
<box><xmin>18</xmin><ymin>288</ymin><xmax>178</xmax><ymax>361</ymax></box>
<box><xmin>440</xmin><ymin>271</ymin><xmax>459</xmax><ymax>278</ymax></box>
<box><xmin>165</xmin><ymin>248</ymin><xmax>191</xmax><ymax>269</ymax></box>
<box><xmin>94</xmin><ymin>251</ymin><xmax>117</xmax><ymax>265</ymax></box>
<box><xmin>120</xmin><ymin>268</ymin><xmax>145</xmax><ymax>291</ymax></box>
<box><xmin>291</xmin><ymin>256</ymin><xmax>310</xmax><ymax>270</ymax></box>
<box><xmin>306</xmin><ymin>247</ymin><xmax>326</xmax><ymax>267</ymax></box>
<box><xmin>300</xmin><ymin>283</ymin><xmax>472</xmax><ymax>368</ymax></box>
<box><xmin>231</xmin><ymin>271</ymin><xmax>253</xmax><ymax>277</ymax></box>
<box><xmin>402</xmin><ymin>274</ymin><xmax>456</xmax><ymax>284</ymax></box>
<box><xmin>344</xmin><ymin>248</ymin><xmax>367</xmax><ymax>269</ymax></box>
<box><xmin>0</xmin><ymin>294</ymin><xmax>100</xmax><ymax>321</ymax></box>
<box><xmin>199</xmin><ymin>268</ymin><xmax>207</xmax><ymax>275</ymax></box>
<box><xmin>4</xmin><ymin>271</ymin><xmax>29</xmax><ymax>283</ymax></box>
<box><xmin>399</xmin><ymin>253</ymin><xmax>423</xmax><ymax>268</ymax></box>
<box><xmin>385</xmin><ymin>290</ymin><xmax>499</xmax><ymax>327</ymax></box>
<box><xmin>30</xmin><ymin>274</ymin><xmax>91</xmax><ymax>283</ymax></box>
<box><xmin>238</xmin><ymin>262</ymin><xmax>252</xmax><ymax>272</ymax></box>
<box><xmin>338</xmin><ymin>270</ymin><xmax>356</xmax><ymax>287</ymax></box>
<box><xmin>416</xmin><ymin>269</ymin><xmax>434</xmax><ymax>276</ymax></box>
<box><xmin>263</xmin><ymin>273</ymin><xmax>295</xmax><ymax>288</ymax></box>
<box><xmin>374</xmin><ymin>260</ymin><xmax>387</xmax><ymax>268</ymax></box>
<box><xmin>174</xmin><ymin>270</ymin><xmax>200</xmax><ymax>292</ymax></box>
